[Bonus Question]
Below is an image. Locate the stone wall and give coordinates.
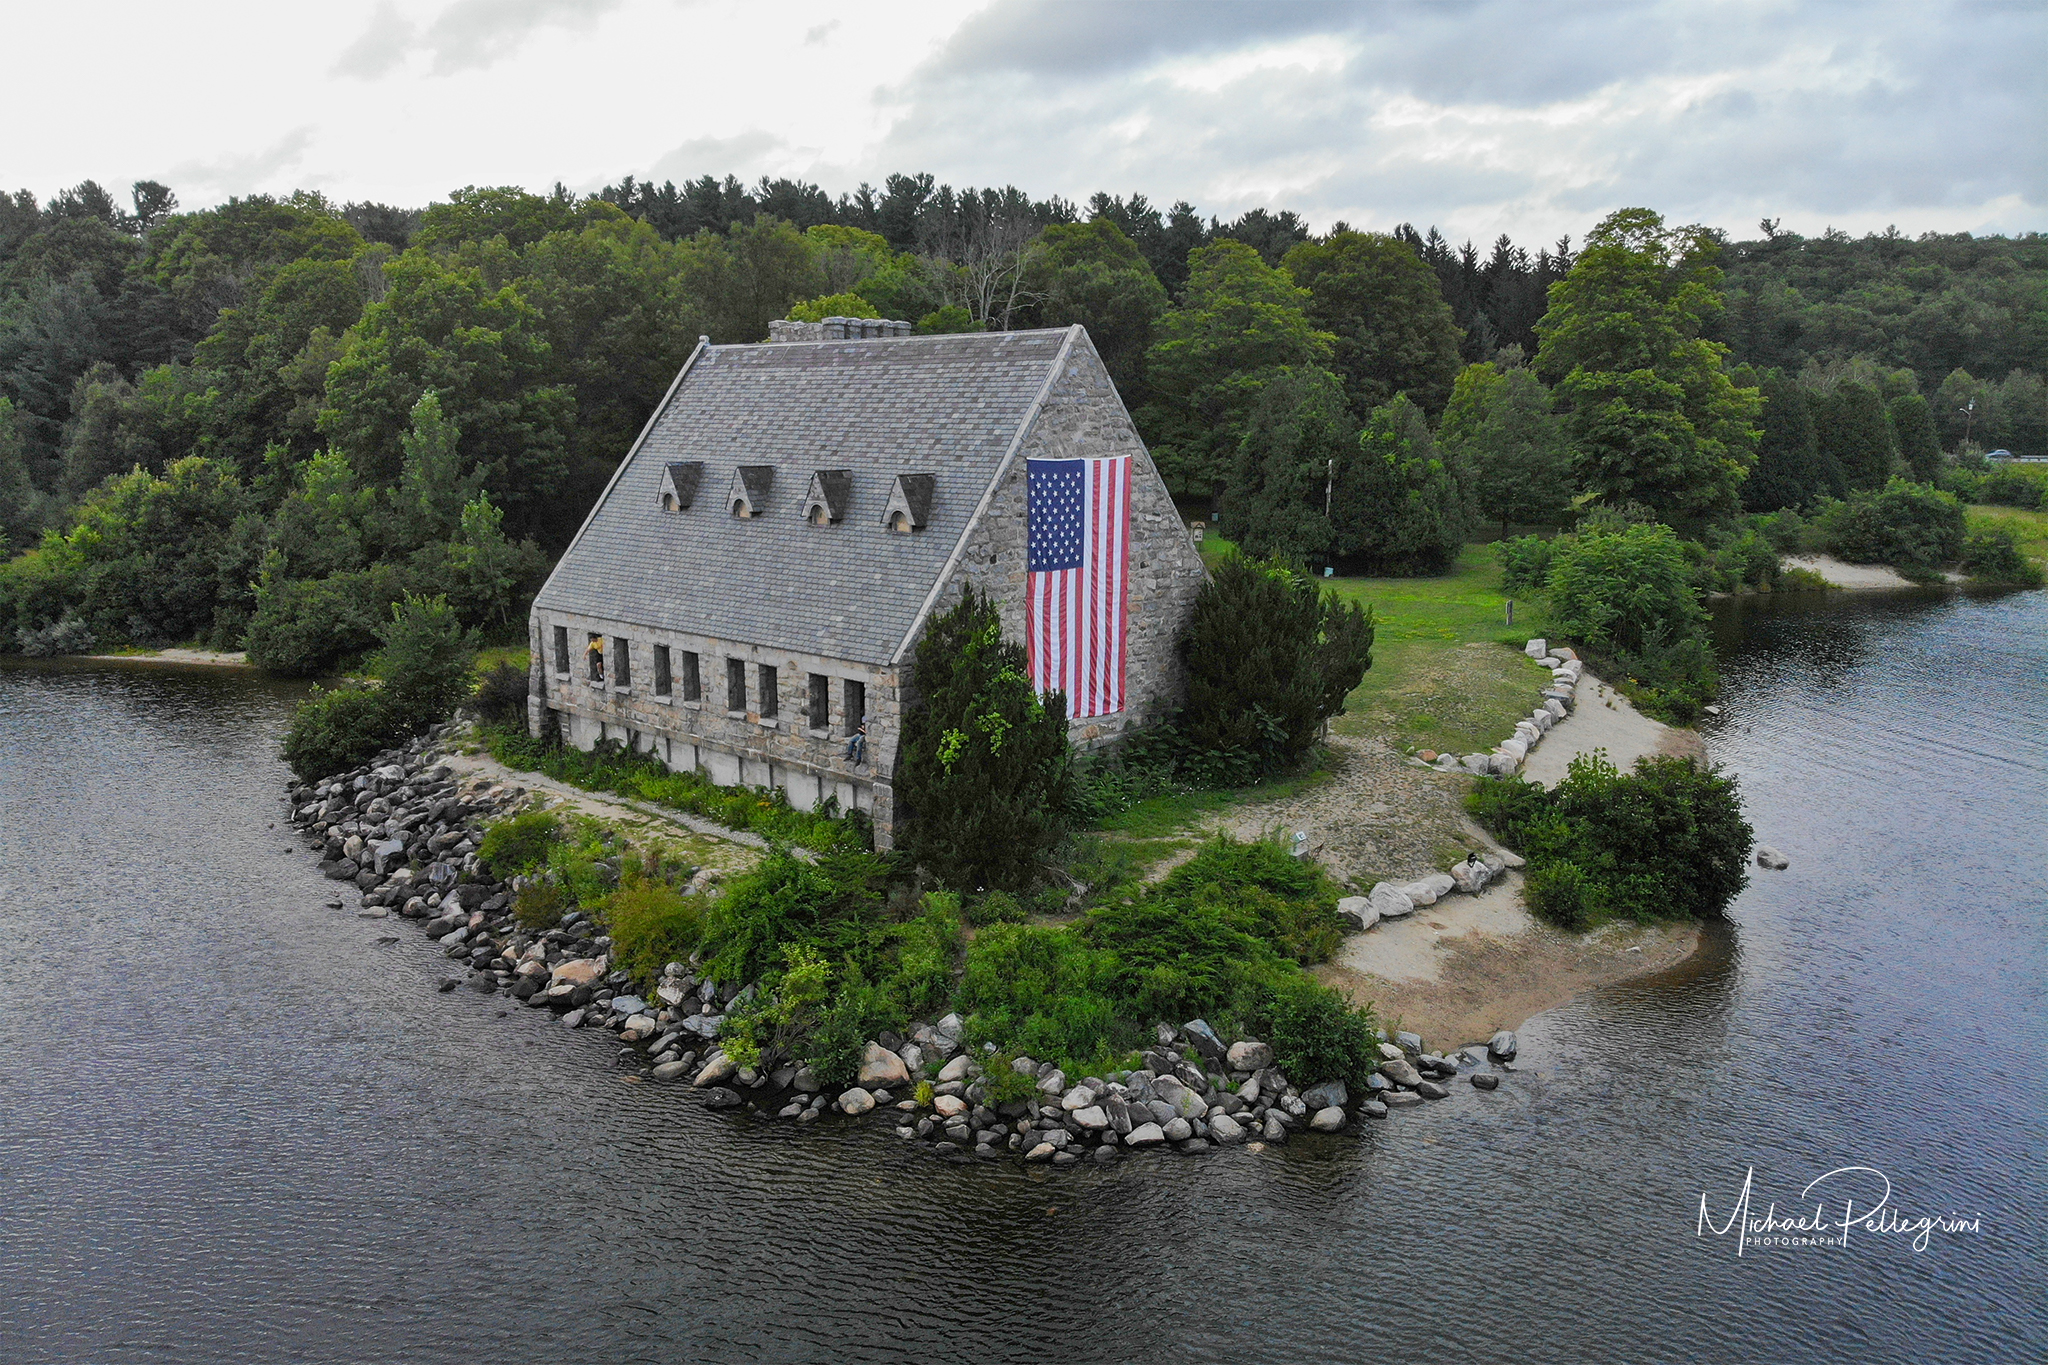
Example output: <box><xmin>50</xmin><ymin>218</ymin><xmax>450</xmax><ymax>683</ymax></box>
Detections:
<box><xmin>530</xmin><ymin>606</ymin><xmax>901</xmax><ymax>846</ymax></box>
<box><xmin>937</xmin><ymin>330</ymin><xmax>1207</xmax><ymax>748</ymax></box>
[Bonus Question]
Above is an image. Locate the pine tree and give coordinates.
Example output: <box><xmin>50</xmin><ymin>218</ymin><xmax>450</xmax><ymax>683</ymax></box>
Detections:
<box><xmin>1224</xmin><ymin>367</ymin><xmax>1350</xmax><ymax>564</ymax></box>
<box><xmin>1178</xmin><ymin>555</ymin><xmax>1374</xmax><ymax>777</ymax></box>
<box><xmin>897</xmin><ymin>587</ymin><xmax>1072</xmax><ymax>891</ymax></box>
<box><xmin>1813</xmin><ymin>382</ymin><xmax>1896</xmax><ymax>492</ymax></box>
<box><xmin>1438</xmin><ymin>361</ymin><xmax>1576</xmax><ymax>535</ymax></box>
<box><xmin>1887</xmin><ymin>393</ymin><xmax>1944</xmax><ymax>484</ymax></box>
<box><xmin>1742</xmin><ymin>370</ymin><xmax>1841</xmax><ymax>511</ymax></box>
<box><xmin>1331</xmin><ymin>394</ymin><xmax>1468</xmax><ymax>574</ymax></box>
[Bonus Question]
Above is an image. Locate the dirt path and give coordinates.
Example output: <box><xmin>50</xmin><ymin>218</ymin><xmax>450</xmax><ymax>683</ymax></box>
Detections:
<box><xmin>439</xmin><ymin>747</ymin><xmax>763</xmax><ymax>877</ymax></box>
<box><xmin>1521</xmin><ymin>671</ymin><xmax>1704</xmax><ymax>789</ymax></box>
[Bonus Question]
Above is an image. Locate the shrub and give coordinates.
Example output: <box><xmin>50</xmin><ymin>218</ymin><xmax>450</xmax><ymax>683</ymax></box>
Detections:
<box><xmin>370</xmin><ymin>594</ymin><xmax>477</xmax><ymax>733</ymax></box>
<box><xmin>1256</xmin><ymin>973</ymin><xmax>1381</xmax><ymax>1089</ymax></box>
<box><xmin>800</xmin><ymin>968</ymin><xmax>879</xmax><ymax>1085</ymax></box>
<box><xmin>478</xmin><ymin>809</ymin><xmax>560</xmax><ymax>878</ymax></box>
<box><xmin>1810</xmin><ymin>480</ymin><xmax>1966</xmax><ymax>572</ymax></box>
<box><xmin>1523</xmin><ymin>860</ymin><xmax>1595</xmax><ymax>930</ymax></box>
<box><xmin>1495</xmin><ymin>535</ymin><xmax>1553</xmax><ymax>593</ymax></box>
<box><xmin>1176</xmin><ymin>555</ymin><xmax>1374</xmax><ymax>783</ymax></box>
<box><xmin>1960</xmin><ymin>529</ymin><xmax>2045</xmax><ymax>587</ymax></box>
<box><xmin>977</xmin><ymin>1055</ymin><xmax>1040</xmax><ymax>1107</ymax></box>
<box><xmin>278</xmin><ymin>683</ymin><xmax>402</xmax><ymax>781</ymax></box>
<box><xmin>1546</xmin><ymin>521</ymin><xmax>1706</xmax><ymax>659</ymax></box>
<box><xmin>897</xmin><ymin>586</ymin><xmax>1074</xmax><ymax>891</ymax></box>
<box><xmin>512</xmin><ymin>878</ymin><xmax>571</xmax><ymax>931</ymax></box>
<box><xmin>1468</xmin><ymin>753</ymin><xmax>1752</xmax><ymax>925</ymax></box>
<box><xmin>605</xmin><ymin>876</ymin><xmax>706</xmax><ymax>991</ymax></box>
<box><xmin>966</xmin><ymin>890</ymin><xmax>1027</xmax><ymax>925</ymax></box>
<box><xmin>880</xmin><ymin>895</ymin><xmax>962</xmax><ymax>1020</ymax></box>
<box><xmin>700</xmin><ymin>848</ymin><xmax>888</xmax><ymax>986</ymax></box>
<box><xmin>246</xmin><ymin>565</ymin><xmax>396</xmax><ymax>676</ymax></box>
<box><xmin>472</xmin><ymin>660</ymin><xmax>529</xmax><ymax>727</ymax></box>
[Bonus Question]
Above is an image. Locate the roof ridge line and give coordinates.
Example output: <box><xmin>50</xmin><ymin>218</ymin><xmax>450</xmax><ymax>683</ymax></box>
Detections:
<box><xmin>532</xmin><ymin>336</ymin><xmax>708</xmax><ymax>608</ymax></box>
<box><xmin>887</xmin><ymin>324</ymin><xmax>1080</xmax><ymax>666</ymax></box>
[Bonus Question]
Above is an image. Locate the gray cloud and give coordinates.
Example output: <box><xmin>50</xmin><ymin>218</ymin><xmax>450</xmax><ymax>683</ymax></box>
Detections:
<box><xmin>648</xmin><ymin>131</ymin><xmax>791</xmax><ymax>185</ymax></box>
<box><xmin>167</xmin><ymin>126</ymin><xmax>317</xmax><ymax>198</ymax></box>
<box><xmin>880</xmin><ymin>0</ymin><xmax>2044</xmax><ymax>238</ymax></box>
<box><xmin>330</xmin><ymin>0</ymin><xmax>625</xmax><ymax>79</ymax></box>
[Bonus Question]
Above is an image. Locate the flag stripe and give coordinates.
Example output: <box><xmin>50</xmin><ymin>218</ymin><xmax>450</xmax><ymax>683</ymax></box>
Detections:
<box><xmin>1025</xmin><ymin>455</ymin><xmax>1130</xmax><ymax>719</ymax></box>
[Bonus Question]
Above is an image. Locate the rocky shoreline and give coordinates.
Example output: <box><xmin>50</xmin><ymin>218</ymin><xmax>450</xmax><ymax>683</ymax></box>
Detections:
<box><xmin>285</xmin><ymin>726</ymin><xmax>1522</xmax><ymax>1170</ymax></box>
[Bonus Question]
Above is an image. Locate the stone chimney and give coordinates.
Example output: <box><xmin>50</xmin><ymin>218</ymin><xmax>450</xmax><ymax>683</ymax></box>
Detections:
<box><xmin>767</xmin><ymin>316</ymin><xmax>914</xmax><ymax>343</ymax></box>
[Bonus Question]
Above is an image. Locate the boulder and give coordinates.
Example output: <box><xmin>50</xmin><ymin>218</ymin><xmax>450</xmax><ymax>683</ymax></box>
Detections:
<box><xmin>1488</xmin><ymin>753</ymin><xmax>1519</xmax><ymax>776</ymax></box>
<box><xmin>1226</xmin><ymin>1040</ymin><xmax>1274</xmax><ymax>1073</ymax></box>
<box><xmin>1487</xmin><ymin>1029</ymin><xmax>1518</xmax><ymax>1061</ymax></box>
<box><xmin>1378</xmin><ymin>1059</ymin><xmax>1423</xmax><ymax>1088</ymax></box>
<box><xmin>837</xmin><ymin>1087</ymin><xmax>877</xmax><ymax>1116</ymax></box>
<box><xmin>931</xmin><ymin>1012</ymin><xmax>964</xmax><ymax>1054</ymax></box>
<box><xmin>700</xmin><ymin>1087</ymin><xmax>744</xmax><ymax>1110</ymax></box>
<box><xmin>1261</xmin><ymin>1113</ymin><xmax>1288</xmax><ymax>1142</ymax></box>
<box><xmin>1071</xmin><ymin>1105</ymin><xmax>1111</xmax><ymax>1131</ymax></box>
<box><xmin>1530</xmin><ymin>708</ymin><xmax>1554</xmax><ymax>733</ymax></box>
<box><xmin>859</xmin><ymin>1043</ymin><xmax>911</xmax><ymax>1088</ymax></box>
<box><xmin>1162</xmin><ymin>1117</ymin><xmax>1193</xmax><ymax>1142</ymax></box>
<box><xmin>1309</xmin><ymin>1106</ymin><xmax>1346</xmax><ymax>1132</ymax></box>
<box><xmin>1499</xmin><ymin>738</ymin><xmax>1529</xmax><ymax>761</ymax></box>
<box><xmin>1396</xmin><ymin>1030</ymin><xmax>1423</xmax><ymax>1051</ymax></box>
<box><xmin>1544</xmin><ymin>699</ymin><xmax>1568</xmax><ymax>722</ymax></box>
<box><xmin>1368</xmin><ymin>883</ymin><xmax>1417</xmax><ymax>921</ymax></box>
<box><xmin>1397</xmin><ymin>873</ymin><xmax>1455</xmax><ymax>908</ymax></box>
<box><xmin>937</xmin><ymin>1054</ymin><xmax>973</xmax><ymax>1084</ymax></box>
<box><xmin>550</xmin><ymin>957</ymin><xmax>607</xmax><ymax>989</ymax></box>
<box><xmin>1036</xmin><ymin>1069</ymin><xmax>1067</xmax><ymax>1096</ymax></box>
<box><xmin>651</xmin><ymin>1060</ymin><xmax>693</xmax><ymax>1082</ymax></box>
<box><xmin>933</xmin><ymin>1094</ymin><xmax>968</xmax><ymax>1119</ymax></box>
<box><xmin>678</xmin><ymin>1013</ymin><xmax>723</xmax><ymax>1041</ymax></box>
<box><xmin>1449</xmin><ymin>859</ymin><xmax>1495</xmax><ymax>895</ymax></box>
<box><xmin>371</xmin><ymin>838</ymin><xmax>408</xmax><ymax>875</ymax></box>
<box><xmin>1416</xmin><ymin>1080</ymin><xmax>1450</xmax><ymax>1100</ymax></box>
<box><xmin>1125</xmin><ymin>1122</ymin><xmax>1166</xmax><ymax>1147</ymax></box>
<box><xmin>1301</xmin><ymin>1080</ymin><xmax>1348</xmax><ymax>1111</ymax></box>
<box><xmin>1524</xmin><ymin>638</ymin><xmax>1548</xmax><ymax>659</ymax></box>
<box><xmin>694</xmin><ymin>1052</ymin><xmax>736</xmax><ymax>1087</ymax></box>
<box><xmin>1209</xmin><ymin>1113</ymin><xmax>1246</xmax><ymax>1144</ymax></box>
<box><xmin>1180</xmin><ymin>1019</ymin><xmax>1227</xmax><ymax>1068</ymax></box>
<box><xmin>1383</xmin><ymin>1091</ymin><xmax>1423</xmax><ymax>1108</ymax></box>
<box><xmin>1460</xmin><ymin>753</ymin><xmax>1492</xmax><ymax>774</ymax></box>
<box><xmin>1336</xmin><ymin>896</ymin><xmax>1379</xmax><ymax>932</ymax></box>
<box><xmin>1755</xmin><ymin>845</ymin><xmax>1790</xmax><ymax>870</ymax></box>
<box><xmin>1471</xmin><ymin>1073</ymin><xmax>1501</xmax><ymax>1091</ymax></box>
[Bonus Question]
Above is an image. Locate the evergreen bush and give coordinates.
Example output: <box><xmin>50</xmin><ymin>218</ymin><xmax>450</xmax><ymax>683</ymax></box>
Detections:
<box><xmin>897</xmin><ymin>586</ymin><xmax>1073</xmax><ymax>891</ymax></box>
<box><xmin>1177</xmin><ymin>554</ymin><xmax>1374</xmax><ymax>783</ymax></box>
<box><xmin>1810</xmin><ymin>479</ymin><xmax>1965</xmax><ymax>572</ymax></box>
<box><xmin>278</xmin><ymin>683</ymin><xmax>402</xmax><ymax>781</ymax></box>
<box><xmin>1960</xmin><ymin>529</ymin><xmax>2045</xmax><ymax>587</ymax></box>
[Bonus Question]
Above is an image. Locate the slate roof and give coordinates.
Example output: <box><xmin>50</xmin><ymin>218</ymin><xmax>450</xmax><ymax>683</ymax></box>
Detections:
<box><xmin>535</xmin><ymin>327</ymin><xmax>1076</xmax><ymax>665</ymax></box>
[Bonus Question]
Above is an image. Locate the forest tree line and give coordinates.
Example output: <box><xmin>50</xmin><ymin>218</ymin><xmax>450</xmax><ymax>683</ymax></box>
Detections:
<box><xmin>0</xmin><ymin>170</ymin><xmax>2041</xmax><ymax>665</ymax></box>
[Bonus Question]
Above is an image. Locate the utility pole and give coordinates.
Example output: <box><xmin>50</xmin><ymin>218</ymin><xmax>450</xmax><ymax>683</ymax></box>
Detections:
<box><xmin>1325</xmin><ymin>457</ymin><xmax>1334</xmax><ymax>518</ymax></box>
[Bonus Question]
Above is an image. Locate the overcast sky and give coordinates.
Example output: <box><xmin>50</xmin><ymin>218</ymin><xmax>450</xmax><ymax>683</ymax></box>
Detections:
<box><xmin>6</xmin><ymin>0</ymin><xmax>2041</xmax><ymax>244</ymax></box>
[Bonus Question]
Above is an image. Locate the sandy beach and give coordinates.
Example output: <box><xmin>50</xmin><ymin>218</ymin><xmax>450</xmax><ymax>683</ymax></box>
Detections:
<box><xmin>1318</xmin><ymin>666</ymin><xmax>1707</xmax><ymax>1044</ymax></box>
<box><xmin>1783</xmin><ymin>553</ymin><xmax>1962</xmax><ymax>589</ymax></box>
<box><xmin>82</xmin><ymin>647</ymin><xmax>251</xmax><ymax>667</ymax></box>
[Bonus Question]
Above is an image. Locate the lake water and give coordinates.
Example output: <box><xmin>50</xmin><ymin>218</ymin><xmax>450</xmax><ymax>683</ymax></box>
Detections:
<box><xmin>2</xmin><ymin>588</ymin><xmax>2044</xmax><ymax>1364</ymax></box>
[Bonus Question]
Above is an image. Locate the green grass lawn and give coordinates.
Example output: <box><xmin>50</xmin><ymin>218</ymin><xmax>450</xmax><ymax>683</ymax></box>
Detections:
<box><xmin>1325</xmin><ymin>546</ymin><xmax>1554</xmax><ymax>756</ymax></box>
<box><xmin>1967</xmin><ymin>504</ymin><xmax>2048</xmax><ymax>568</ymax></box>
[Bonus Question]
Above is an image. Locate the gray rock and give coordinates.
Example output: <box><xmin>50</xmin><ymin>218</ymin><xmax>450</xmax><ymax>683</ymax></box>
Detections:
<box><xmin>1524</xmin><ymin>637</ymin><xmax>1548</xmax><ymax>658</ymax></box>
<box><xmin>651</xmin><ymin>1060</ymin><xmax>693</xmax><ymax>1082</ymax></box>
<box><xmin>1309</xmin><ymin>1106</ymin><xmax>1345</xmax><ymax>1132</ymax></box>
<box><xmin>1181</xmin><ymin>1019</ymin><xmax>1227</xmax><ymax>1068</ymax></box>
<box><xmin>678</xmin><ymin>1013</ymin><xmax>724</xmax><ymax>1040</ymax></box>
<box><xmin>609</xmin><ymin>995</ymin><xmax>647</xmax><ymax>1016</ymax></box>
<box><xmin>1261</xmin><ymin>1112</ymin><xmax>1288</xmax><ymax>1142</ymax></box>
<box><xmin>1036</xmin><ymin>1068</ymin><xmax>1067</xmax><ymax>1096</ymax></box>
<box><xmin>1361</xmin><ymin>1100</ymin><xmax>1389</xmax><ymax>1119</ymax></box>
<box><xmin>1396</xmin><ymin>1030</ymin><xmax>1424</xmax><ymax>1052</ymax></box>
<box><xmin>1226</xmin><ymin>1040</ymin><xmax>1273</xmax><ymax>1072</ymax></box>
<box><xmin>694</xmin><ymin>1052</ymin><xmax>735</xmax><ymax>1087</ymax></box>
<box><xmin>700</xmin><ymin>1087</ymin><xmax>743</xmax><ymax>1110</ymax></box>
<box><xmin>1487</xmin><ymin>1029</ymin><xmax>1518</xmax><ymax>1061</ymax></box>
<box><xmin>1416</xmin><ymin>1080</ymin><xmax>1450</xmax><ymax>1100</ymax></box>
<box><xmin>1162</xmin><ymin>1117</ymin><xmax>1193</xmax><ymax>1141</ymax></box>
<box><xmin>1209</xmin><ymin>1113</ymin><xmax>1247</xmax><ymax>1144</ymax></box>
<box><xmin>836</xmin><ymin>1087</ymin><xmax>876</xmax><ymax>1116</ymax></box>
<box><xmin>1124</xmin><ymin>1122</ymin><xmax>1166</xmax><ymax>1147</ymax></box>
<box><xmin>1471</xmin><ymin>1073</ymin><xmax>1501</xmax><ymax>1091</ymax></box>
<box><xmin>1378</xmin><ymin>1059</ymin><xmax>1423</xmax><ymax>1088</ymax></box>
<box><xmin>1377</xmin><ymin>1041</ymin><xmax>1405</xmax><ymax>1061</ymax></box>
<box><xmin>1071</xmin><ymin>1105</ymin><xmax>1110</xmax><ymax>1130</ymax></box>
<box><xmin>1755</xmin><ymin>845</ymin><xmax>1790</xmax><ymax>870</ymax></box>
<box><xmin>1398</xmin><ymin>873</ymin><xmax>1456</xmax><ymax>907</ymax></box>
<box><xmin>1369</xmin><ymin>882</ymin><xmax>1417</xmax><ymax>920</ymax></box>
<box><xmin>1335</xmin><ymin>896</ymin><xmax>1379</xmax><ymax>932</ymax></box>
<box><xmin>1301</xmin><ymin>1080</ymin><xmax>1349</xmax><ymax>1111</ymax></box>
<box><xmin>1383</xmin><ymin>1091</ymin><xmax>1423</xmax><ymax>1108</ymax></box>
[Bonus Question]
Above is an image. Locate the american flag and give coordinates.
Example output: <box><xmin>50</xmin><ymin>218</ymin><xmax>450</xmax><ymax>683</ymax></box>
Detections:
<box><xmin>1026</xmin><ymin>455</ymin><xmax>1130</xmax><ymax>718</ymax></box>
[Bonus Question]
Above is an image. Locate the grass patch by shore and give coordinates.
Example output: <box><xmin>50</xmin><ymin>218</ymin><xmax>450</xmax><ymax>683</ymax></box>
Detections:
<box><xmin>1967</xmin><ymin>505</ymin><xmax>2048</xmax><ymax>569</ymax></box>
<box><xmin>1324</xmin><ymin>546</ymin><xmax>1553</xmax><ymax>756</ymax></box>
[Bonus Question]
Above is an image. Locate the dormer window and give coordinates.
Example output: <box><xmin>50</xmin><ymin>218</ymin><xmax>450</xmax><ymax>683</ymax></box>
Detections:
<box><xmin>801</xmin><ymin>470</ymin><xmax>852</xmax><ymax>526</ymax></box>
<box><xmin>881</xmin><ymin>473</ymin><xmax>934</xmax><ymax>534</ymax></box>
<box><xmin>728</xmin><ymin>465</ymin><xmax>774</xmax><ymax>519</ymax></box>
<box><xmin>658</xmin><ymin>462</ymin><xmax>702</xmax><ymax>513</ymax></box>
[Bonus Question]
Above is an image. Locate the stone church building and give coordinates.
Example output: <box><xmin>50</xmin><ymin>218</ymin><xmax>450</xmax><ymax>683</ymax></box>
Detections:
<box><xmin>526</xmin><ymin>320</ymin><xmax>1206</xmax><ymax>848</ymax></box>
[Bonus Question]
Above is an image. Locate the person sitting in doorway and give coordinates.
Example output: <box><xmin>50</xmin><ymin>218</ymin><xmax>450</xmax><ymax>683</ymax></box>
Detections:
<box><xmin>845</xmin><ymin>716</ymin><xmax>868</xmax><ymax>765</ymax></box>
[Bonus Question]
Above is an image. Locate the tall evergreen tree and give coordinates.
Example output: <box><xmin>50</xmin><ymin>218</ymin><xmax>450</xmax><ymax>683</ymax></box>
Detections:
<box><xmin>1742</xmin><ymin>369</ymin><xmax>1839</xmax><ymax>511</ymax></box>
<box><xmin>1331</xmin><ymin>394</ymin><xmax>1467</xmax><ymax>574</ymax></box>
<box><xmin>1437</xmin><ymin>361</ymin><xmax>1576</xmax><ymax>535</ymax></box>
<box><xmin>1887</xmin><ymin>392</ymin><xmax>1944</xmax><ymax>483</ymax></box>
<box><xmin>897</xmin><ymin>587</ymin><xmax>1072</xmax><ymax>891</ymax></box>
<box><xmin>1225</xmin><ymin>367</ymin><xmax>1351</xmax><ymax>563</ymax></box>
<box><xmin>1812</xmin><ymin>381</ymin><xmax>1896</xmax><ymax>492</ymax></box>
